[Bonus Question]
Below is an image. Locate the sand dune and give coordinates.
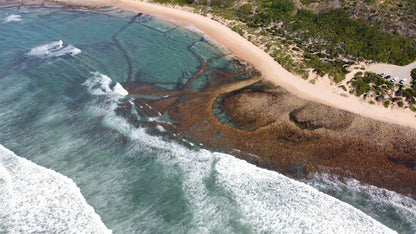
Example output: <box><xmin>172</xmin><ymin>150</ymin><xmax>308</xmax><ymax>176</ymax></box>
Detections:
<box><xmin>53</xmin><ymin>0</ymin><xmax>416</xmax><ymax>129</ymax></box>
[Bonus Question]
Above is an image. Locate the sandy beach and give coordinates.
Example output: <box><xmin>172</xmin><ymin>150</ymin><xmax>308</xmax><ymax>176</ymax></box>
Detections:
<box><xmin>53</xmin><ymin>0</ymin><xmax>416</xmax><ymax>130</ymax></box>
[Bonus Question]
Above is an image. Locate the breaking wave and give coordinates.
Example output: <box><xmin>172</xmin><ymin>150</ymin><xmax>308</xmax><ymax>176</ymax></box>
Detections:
<box><xmin>102</xmin><ymin>121</ymin><xmax>395</xmax><ymax>233</ymax></box>
<box><xmin>0</xmin><ymin>144</ymin><xmax>111</xmax><ymax>233</ymax></box>
<box><xmin>27</xmin><ymin>40</ymin><xmax>81</xmax><ymax>58</ymax></box>
<box><xmin>307</xmin><ymin>173</ymin><xmax>416</xmax><ymax>232</ymax></box>
<box><xmin>3</xmin><ymin>14</ymin><xmax>21</xmax><ymax>23</ymax></box>
<box><xmin>82</xmin><ymin>75</ymin><xmax>395</xmax><ymax>233</ymax></box>
<box><xmin>83</xmin><ymin>72</ymin><xmax>128</xmax><ymax>98</ymax></box>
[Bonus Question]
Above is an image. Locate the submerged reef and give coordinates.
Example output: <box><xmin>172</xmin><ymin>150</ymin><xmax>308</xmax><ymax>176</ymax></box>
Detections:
<box><xmin>93</xmin><ymin>9</ymin><xmax>416</xmax><ymax>200</ymax></box>
<box><xmin>123</xmin><ymin>73</ymin><xmax>416</xmax><ymax>199</ymax></box>
<box><xmin>116</xmin><ymin>14</ymin><xmax>416</xmax><ymax>199</ymax></box>
<box><xmin>5</xmin><ymin>0</ymin><xmax>414</xmax><ymax>199</ymax></box>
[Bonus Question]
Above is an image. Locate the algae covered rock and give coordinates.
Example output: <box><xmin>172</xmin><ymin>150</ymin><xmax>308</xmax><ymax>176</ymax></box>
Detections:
<box><xmin>290</xmin><ymin>103</ymin><xmax>354</xmax><ymax>130</ymax></box>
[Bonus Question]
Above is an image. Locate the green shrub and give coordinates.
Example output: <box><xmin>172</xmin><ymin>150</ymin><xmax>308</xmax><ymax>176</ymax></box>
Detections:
<box><xmin>152</xmin><ymin>0</ymin><xmax>416</xmax><ymax>82</ymax></box>
<box><xmin>290</xmin><ymin>8</ymin><xmax>416</xmax><ymax>65</ymax></box>
<box><xmin>237</xmin><ymin>4</ymin><xmax>253</xmax><ymax>21</ymax></box>
<box><xmin>210</xmin><ymin>0</ymin><xmax>235</xmax><ymax>7</ymax></box>
<box><xmin>300</xmin><ymin>0</ymin><xmax>318</xmax><ymax>4</ymax></box>
<box><xmin>231</xmin><ymin>26</ymin><xmax>244</xmax><ymax>36</ymax></box>
<box><xmin>383</xmin><ymin>100</ymin><xmax>390</xmax><ymax>108</ymax></box>
<box><xmin>411</xmin><ymin>68</ymin><xmax>416</xmax><ymax>83</ymax></box>
<box><xmin>398</xmin><ymin>101</ymin><xmax>404</xmax><ymax>107</ymax></box>
<box><xmin>270</xmin><ymin>0</ymin><xmax>295</xmax><ymax>19</ymax></box>
<box><xmin>354</xmin><ymin>72</ymin><xmax>363</xmax><ymax>78</ymax></box>
<box><xmin>177</xmin><ymin>0</ymin><xmax>194</xmax><ymax>4</ymax></box>
<box><xmin>351</xmin><ymin>79</ymin><xmax>371</xmax><ymax>96</ymax></box>
<box><xmin>339</xmin><ymin>85</ymin><xmax>347</xmax><ymax>91</ymax></box>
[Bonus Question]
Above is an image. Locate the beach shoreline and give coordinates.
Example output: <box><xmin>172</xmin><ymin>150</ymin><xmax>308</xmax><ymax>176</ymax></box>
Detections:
<box><xmin>51</xmin><ymin>0</ymin><xmax>416</xmax><ymax>130</ymax></box>
<box><xmin>2</xmin><ymin>1</ymin><xmax>416</xmax><ymax>226</ymax></box>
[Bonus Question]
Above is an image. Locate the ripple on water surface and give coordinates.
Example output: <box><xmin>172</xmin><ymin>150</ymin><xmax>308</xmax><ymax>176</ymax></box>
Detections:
<box><xmin>0</xmin><ymin>5</ymin><xmax>412</xmax><ymax>233</ymax></box>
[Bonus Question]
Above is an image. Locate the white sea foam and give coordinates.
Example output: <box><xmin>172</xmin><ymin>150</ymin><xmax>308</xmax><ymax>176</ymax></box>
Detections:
<box><xmin>188</xmin><ymin>26</ymin><xmax>231</xmax><ymax>54</ymax></box>
<box><xmin>53</xmin><ymin>44</ymin><xmax>81</xmax><ymax>57</ymax></box>
<box><xmin>27</xmin><ymin>40</ymin><xmax>81</xmax><ymax>58</ymax></box>
<box><xmin>113</xmin><ymin>82</ymin><xmax>129</xmax><ymax>96</ymax></box>
<box><xmin>28</xmin><ymin>40</ymin><xmax>63</xmax><ymax>56</ymax></box>
<box><xmin>0</xmin><ymin>144</ymin><xmax>111</xmax><ymax>233</ymax></box>
<box><xmin>83</xmin><ymin>72</ymin><xmax>128</xmax><ymax>98</ymax></box>
<box><xmin>3</xmin><ymin>14</ymin><xmax>21</xmax><ymax>23</ymax></box>
<box><xmin>185</xmin><ymin>25</ymin><xmax>205</xmax><ymax>35</ymax></box>
<box><xmin>307</xmin><ymin>173</ymin><xmax>416</xmax><ymax>231</ymax></box>
<box><xmin>212</xmin><ymin>157</ymin><xmax>395</xmax><ymax>233</ymax></box>
<box><xmin>81</xmin><ymin>69</ymin><xmax>396</xmax><ymax>233</ymax></box>
<box><xmin>91</xmin><ymin>97</ymin><xmax>396</xmax><ymax>233</ymax></box>
<box><xmin>156</xmin><ymin>125</ymin><xmax>166</xmax><ymax>132</ymax></box>
<box><xmin>127</xmin><ymin>128</ymin><xmax>395</xmax><ymax>232</ymax></box>
<box><xmin>83</xmin><ymin>72</ymin><xmax>130</xmax><ymax>130</ymax></box>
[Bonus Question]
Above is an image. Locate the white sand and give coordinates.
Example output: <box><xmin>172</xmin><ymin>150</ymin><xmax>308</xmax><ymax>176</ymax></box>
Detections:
<box><xmin>52</xmin><ymin>0</ymin><xmax>416</xmax><ymax>129</ymax></box>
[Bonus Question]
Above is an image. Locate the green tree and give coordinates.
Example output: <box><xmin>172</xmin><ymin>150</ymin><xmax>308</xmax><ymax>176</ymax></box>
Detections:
<box><xmin>270</xmin><ymin>0</ymin><xmax>295</xmax><ymax>19</ymax></box>
<box><xmin>411</xmin><ymin>68</ymin><xmax>416</xmax><ymax>83</ymax></box>
<box><xmin>237</xmin><ymin>4</ymin><xmax>253</xmax><ymax>21</ymax></box>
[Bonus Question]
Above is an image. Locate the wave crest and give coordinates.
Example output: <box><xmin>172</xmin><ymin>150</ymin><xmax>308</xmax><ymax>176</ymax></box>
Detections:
<box><xmin>95</xmin><ymin>99</ymin><xmax>396</xmax><ymax>233</ymax></box>
<box><xmin>83</xmin><ymin>72</ymin><xmax>127</xmax><ymax>98</ymax></box>
<box><xmin>307</xmin><ymin>173</ymin><xmax>416</xmax><ymax>232</ymax></box>
<box><xmin>27</xmin><ymin>40</ymin><xmax>81</xmax><ymax>58</ymax></box>
<box><xmin>3</xmin><ymin>14</ymin><xmax>22</xmax><ymax>23</ymax></box>
<box><xmin>0</xmin><ymin>144</ymin><xmax>111</xmax><ymax>233</ymax></box>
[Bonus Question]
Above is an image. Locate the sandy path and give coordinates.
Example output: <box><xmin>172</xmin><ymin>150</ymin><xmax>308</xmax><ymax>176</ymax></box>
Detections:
<box><xmin>54</xmin><ymin>0</ymin><xmax>416</xmax><ymax>129</ymax></box>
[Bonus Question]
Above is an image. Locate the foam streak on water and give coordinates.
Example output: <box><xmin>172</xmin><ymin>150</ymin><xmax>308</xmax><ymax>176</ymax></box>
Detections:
<box><xmin>307</xmin><ymin>173</ymin><xmax>416</xmax><ymax>232</ymax></box>
<box><xmin>121</xmin><ymin>130</ymin><xmax>395</xmax><ymax>233</ymax></box>
<box><xmin>27</xmin><ymin>40</ymin><xmax>81</xmax><ymax>58</ymax></box>
<box><xmin>3</xmin><ymin>14</ymin><xmax>21</xmax><ymax>23</ymax></box>
<box><xmin>0</xmin><ymin>6</ymin><xmax>412</xmax><ymax>233</ymax></box>
<box><xmin>93</xmin><ymin>83</ymin><xmax>394</xmax><ymax>232</ymax></box>
<box><xmin>0</xmin><ymin>144</ymin><xmax>111</xmax><ymax>233</ymax></box>
<box><xmin>83</xmin><ymin>72</ymin><xmax>127</xmax><ymax>98</ymax></box>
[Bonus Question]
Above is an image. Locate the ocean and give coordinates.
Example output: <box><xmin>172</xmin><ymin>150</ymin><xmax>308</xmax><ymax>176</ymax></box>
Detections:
<box><xmin>0</xmin><ymin>4</ymin><xmax>415</xmax><ymax>233</ymax></box>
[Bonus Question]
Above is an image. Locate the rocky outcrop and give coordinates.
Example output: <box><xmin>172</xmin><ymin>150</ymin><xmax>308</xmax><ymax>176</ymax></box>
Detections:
<box><xmin>289</xmin><ymin>103</ymin><xmax>354</xmax><ymax>130</ymax></box>
<box><xmin>123</xmin><ymin>76</ymin><xmax>416</xmax><ymax>199</ymax></box>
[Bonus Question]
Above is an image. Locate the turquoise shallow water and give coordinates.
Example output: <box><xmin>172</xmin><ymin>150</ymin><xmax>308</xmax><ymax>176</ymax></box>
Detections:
<box><xmin>0</xmin><ymin>5</ymin><xmax>415</xmax><ymax>233</ymax></box>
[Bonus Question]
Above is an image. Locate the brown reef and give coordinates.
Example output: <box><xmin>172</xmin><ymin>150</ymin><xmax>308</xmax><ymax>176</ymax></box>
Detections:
<box><xmin>9</xmin><ymin>0</ymin><xmax>414</xmax><ymax>198</ymax></box>
<box><xmin>112</xmin><ymin>10</ymin><xmax>416</xmax><ymax>198</ymax></box>
<box><xmin>120</xmin><ymin>62</ymin><xmax>416</xmax><ymax>199</ymax></box>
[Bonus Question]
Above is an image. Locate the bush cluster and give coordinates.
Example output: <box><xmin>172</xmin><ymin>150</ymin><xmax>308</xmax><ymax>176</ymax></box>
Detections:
<box><xmin>150</xmin><ymin>0</ymin><xmax>416</xmax><ymax>83</ymax></box>
<box><xmin>348</xmin><ymin>72</ymin><xmax>416</xmax><ymax>108</ymax></box>
<box><xmin>411</xmin><ymin>68</ymin><xmax>416</xmax><ymax>83</ymax></box>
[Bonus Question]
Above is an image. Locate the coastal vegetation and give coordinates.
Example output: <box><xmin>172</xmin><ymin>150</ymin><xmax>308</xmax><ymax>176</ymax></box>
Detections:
<box><xmin>2</xmin><ymin>2</ymin><xmax>416</xmax><ymax>232</ymax></box>
<box><xmin>412</xmin><ymin>68</ymin><xmax>416</xmax><ymax>83</ymax></box>
<box><xmin>347</xmin><ymin>71</ymin><xmax>416</xmax><ymax>108</ymax></box>
<box><xmin>150</xmin><ymin>0</ymin><xmax>416</xmax><ymax>109</ymax></box>
<box><xmin>151</xmin><ymin>0</ymin><xmax>416</xmax><ymax>81</ymax></box>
